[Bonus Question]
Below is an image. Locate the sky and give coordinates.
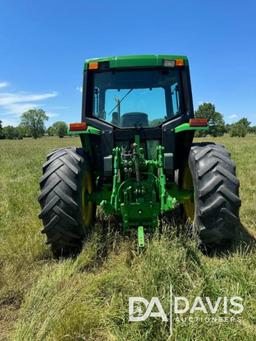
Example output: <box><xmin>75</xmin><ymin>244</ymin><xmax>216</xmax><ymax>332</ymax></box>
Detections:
<box><xmin>0</xmin><ymin>0</ymin><xmax>256</xmax><ymax>127</ymax></box>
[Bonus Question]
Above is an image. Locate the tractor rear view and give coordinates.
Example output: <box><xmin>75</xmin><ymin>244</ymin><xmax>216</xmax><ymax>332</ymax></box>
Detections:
<box><xmin>38</xmin><ymin>55</ymin><xmax>241</xmax><ymax>256</ymax></box>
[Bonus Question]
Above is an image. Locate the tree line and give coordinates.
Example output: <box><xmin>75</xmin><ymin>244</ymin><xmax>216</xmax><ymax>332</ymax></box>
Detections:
<box><xmin>0</xmin><ymin>109</ymin><xmax>68</xmax><ymax>139</ymax></box>
<box><xmin>0</xmin><ymin>104</ymin><xmax>255</xmax><ymax>140</ymax></box>
<box><xmin>195</xmin><ymin>103</ymin><xmax>254</xmax><ymax>137</ymax></box>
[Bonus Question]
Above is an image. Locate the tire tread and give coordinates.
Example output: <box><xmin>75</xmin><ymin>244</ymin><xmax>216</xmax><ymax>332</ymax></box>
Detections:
<box><xmin>38</xmin><ymin>147</ymin><xmax>91</xmax><ymax>256</ymax></box>
<box><xmin>188</xmin><ymin>142</ymin><xmax>241</xmax><ymax>247</ymax></box>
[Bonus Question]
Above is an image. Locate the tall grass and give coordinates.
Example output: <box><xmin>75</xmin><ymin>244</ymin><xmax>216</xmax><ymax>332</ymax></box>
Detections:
<box><xmin>0</xmin><ymin>135</ymin><xmax>255</xmax><ymax>340</ymax></box>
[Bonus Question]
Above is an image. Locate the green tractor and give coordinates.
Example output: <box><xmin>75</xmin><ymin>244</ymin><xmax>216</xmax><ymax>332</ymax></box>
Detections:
<box><xmin>38</xmin><ymin>55</ymin><xmax>241</xmax><ymax>256</ymax></box>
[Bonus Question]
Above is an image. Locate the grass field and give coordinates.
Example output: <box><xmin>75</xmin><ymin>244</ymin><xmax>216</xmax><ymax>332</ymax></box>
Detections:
<box><xmin>0</xmin><ymin>135</ymin><xmax>256</xmax><ymax>340</ymax></box>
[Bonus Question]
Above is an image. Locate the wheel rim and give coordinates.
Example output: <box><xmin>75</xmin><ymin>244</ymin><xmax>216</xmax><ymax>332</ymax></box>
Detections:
<box><xmin>81</xmin><ymin>171</ymin><xmax>94</xmax><ymax>226</ymax></box>
<box><xmin>182</xmin><ymin>165</ymin><xmax>195</xmax><ymax>221</ymax></box>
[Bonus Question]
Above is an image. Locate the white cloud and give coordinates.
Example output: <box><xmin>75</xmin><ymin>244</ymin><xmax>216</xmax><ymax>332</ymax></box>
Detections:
<box><xmin>0</xmin><ymin>91</ymin><xmax>57</xmax><ymax>116</ymax></box>
<box><xmin>3</xmin><ymin>103</ymin><xmax>41</xmax><ymax>115</ymax></box>
<box><xmin>46</xmin><ymin>112</ymin><xmax>59</xmax><ymax>118</ymax></box>
<box><xmin>228</xmin><ymin>114</ymin><xmax>238</xmax><ymax>119</ymax></box>
<box><xmin>0</xmin><ymin>81</ymin><xmax>9</xmax><ymax>88</ymax></box>
<box><xmin>0</xmin><ymin>88</ymin><xmax>58</xmax><ymax>126</ymax></box>
<box><xmin>0</xmin><ymin>92</ymin><xmax>57</xmax><ymax>107</ymax></box>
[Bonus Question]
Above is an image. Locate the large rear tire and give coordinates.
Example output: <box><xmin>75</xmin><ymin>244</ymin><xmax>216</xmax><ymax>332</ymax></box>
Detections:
<box><xmin>183</xmin><ymin>143</ymin><xmax>241</xmax><ymax>248</ymax></box>
<box><xmin>38</xmin><ymin>147</ymin><xmax>95</xmax><ymax>256</ymax></box>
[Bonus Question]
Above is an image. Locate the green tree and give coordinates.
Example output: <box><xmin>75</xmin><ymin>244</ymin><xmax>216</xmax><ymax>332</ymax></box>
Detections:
<box><xmin>195</xmin><ymin>103</ymin><xmax>225</xmax><ymax>137</ymax></box>
<box><xmin>2</xmin><ymin>126</ymin><xmax>23</xmax><ymax>139</ymax></box>
<box><xmin>224</xmin><ymin>123</ymin><xmax>231</xmax><ymax>133</ymax></box>
<box><xmin>249</xmin><ymin>125</ymin><xmax>256</xmax><ymax>134</ymax></box>
<box><xmin>52</xmin><ymin>121</ymin><xmax>68</xmax><ymax>138</ymax></box>
<box><xmin>47</xmin><ymin>126</ymin><xmax>55</xmax><ymax>136</ymax></box>
<box><xmin>230</xmin><ymin>123</ymin><xmax>247</xmax><ymax>137</ymax></box>
<box><xmin>17</xmin><ymin>124</ymin><xmax>28</xmax><ymax>138</ymax></box>
<box><xmin>20</xmin><ymin>108</ymin><xmax>48</xmax><ymax>139</ymax></box>
<box><xmin>229</xmin><ymin>117</ymin><xmax>251</xmax><ymax>137</ymax></box>
<box><xmin>3</xmin><ymin>126</ymin><xmax>15</xmax><ymax>139</ymax></box>
<box><xmin>238</xmin><ymin>117</ymin><xmax>251</xmax><ymax>128</ymax></box>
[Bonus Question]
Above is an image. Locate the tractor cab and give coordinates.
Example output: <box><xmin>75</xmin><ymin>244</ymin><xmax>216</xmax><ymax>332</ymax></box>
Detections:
<box><xmin>77</xmin><ymin>56</ymin><xmax>201</xmax><ymax>170</ymax></box>
<box><xmin>82</xmin><ymin>55</ymin><xmax>194</xmax><ymax>130</ymax></box>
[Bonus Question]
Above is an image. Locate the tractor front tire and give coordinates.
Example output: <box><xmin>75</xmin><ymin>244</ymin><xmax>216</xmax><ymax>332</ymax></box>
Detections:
<box><xmin>184</xmin><ymin>143</ymin><xmax>241</xmax><ymax>249</ymax></box>
<box><xmin>38</xmin><ymin>147</ymin><xmax>95</xmax><ymax>257</ymax></box>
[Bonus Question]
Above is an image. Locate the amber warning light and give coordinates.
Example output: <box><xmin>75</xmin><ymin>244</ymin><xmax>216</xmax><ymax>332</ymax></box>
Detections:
<box><xmin>88</xmin><ymin>62</ymin><xmax>99</xmax><ymax>70</ymax></box>
<box><xmin>163</xmin><ymin>58</ymin><xmax>185</xmax><ymax>68</ymax></box>
<box><xmin>175</xmin><ymin>59</ymin><xmax>184</xmax><ymax>67</ymax></box>
<box><xmin>189</xmin><ymin>118</ymin><xmax>208</xmax><ymax>127</ymax></box>
<box><xmin>69</xmin><ymin>122</ymin><xmax>87</xmax><ymax>131</ymax></box>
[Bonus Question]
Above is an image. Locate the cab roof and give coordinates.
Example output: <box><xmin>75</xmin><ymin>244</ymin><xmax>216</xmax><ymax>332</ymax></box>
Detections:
<box><xmin>84</xmin><ymin>54</ymin><xmax>188</xmax><ymax>70</ymax></box>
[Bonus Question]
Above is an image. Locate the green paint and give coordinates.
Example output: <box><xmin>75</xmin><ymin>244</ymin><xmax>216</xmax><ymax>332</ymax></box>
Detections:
<box><xmin>174</xmin><ymin>122</ymin><xmax>209</xmax><ymax>133</ymax></box>
<box><xmin>168</xmin><ymin>183</ymin><xmax>193</xmax><ymax>202</ymax></box>
<box><xmin>138</xmin><ymin>226</ymin><xmax>145</xmax><ymax>248</ymax></box>
<box><xmin>85</xmin><ymin>54</ymin><xmax>188</xmax><ymax>70</ymax></box>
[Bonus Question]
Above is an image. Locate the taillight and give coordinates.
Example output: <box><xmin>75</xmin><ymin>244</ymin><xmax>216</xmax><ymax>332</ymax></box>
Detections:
<box><xmin>189</xmin><ymin>118</ymin><xmax>208</xmax><ymax>127</ymax></box>
<box><xmin>69</xmin><ymin>122</ymin><xmax>87</xmax><ymax>131</ymax></box>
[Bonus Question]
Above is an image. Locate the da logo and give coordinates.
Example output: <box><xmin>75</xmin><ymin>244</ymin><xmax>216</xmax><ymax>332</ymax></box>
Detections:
<box><xmin>129</xmin><ymin>297</ymin><xmax>168</xmax><ymax>322</ymax></box>
<box><xmin>129</xmin><ymin>294</ymin><xmax>244</xmax><ymax>322</ymax></box>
